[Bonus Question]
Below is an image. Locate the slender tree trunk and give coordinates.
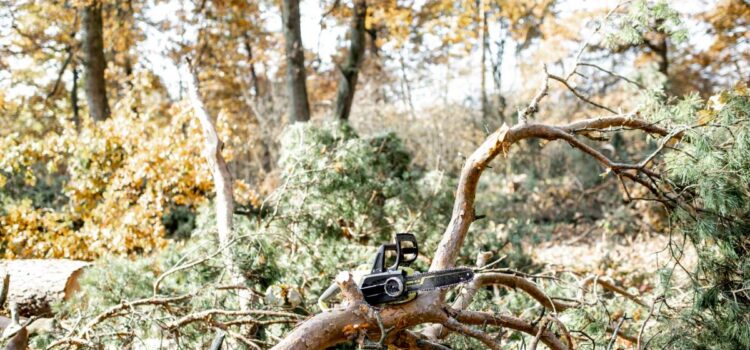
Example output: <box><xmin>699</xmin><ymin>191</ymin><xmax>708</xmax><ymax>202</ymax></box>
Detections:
<box><xmin>479</xmin><ymin>1</ymin><xmax>489</xmax><ymax>122</ymax></box>
<box><xmin>333</xmin><ymin>0</ymin><xmax>367</xmax><ymax>121</ymax></box>
<box><xmin>186</xmin><ymin>70</ymin><xmax>252</xmax><ymax>312</ymax></box>
<box><xmin>281</xmin><ymin>0</ymin><xmax>311</xmax><ymax>122</ymax></box>
<box><xmin>71</xmin><ymin>64</ymin><xmax>80</xmax><ymax>131</ymax></box>
<box><xmin>492</xmin><ymin>19</ymin><xmax>507</xmax><ymax>120</ymax></box>
<box><xmin>243</xmin><ymin>34</ymin><xmax>262</xmax><ymax>100</ymax></box>
<box><xmin>81</xmin><ymin>0</ymin><xmax>110</xmax><ymax>121</ymax></box>
<box><xmin>649</xmin><ymin>34</ymin><xmax>668</xmax><ymax>76</ymax></box>
<box><xmin>644</xmin><ymin>19</ymin><xmax>668</xmax><ymax>77</ymax></box>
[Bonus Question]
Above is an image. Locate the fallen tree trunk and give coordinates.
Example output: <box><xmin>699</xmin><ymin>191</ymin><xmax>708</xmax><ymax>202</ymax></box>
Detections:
<box><xmin>271</xmin><ymin>114</ymin><xmax>675</xmax><ymax>349</ymax></box>
<box><xmin>0</xmin><ymin>260</ymin><xmax>90</xmax><ymax>317</ymax></box>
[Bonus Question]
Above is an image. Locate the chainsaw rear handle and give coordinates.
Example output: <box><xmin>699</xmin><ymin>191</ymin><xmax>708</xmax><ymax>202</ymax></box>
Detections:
<box><xmin>371</xmin><ymin>233</ymin><xmax>419</xmax><ymax>273</ymax></box>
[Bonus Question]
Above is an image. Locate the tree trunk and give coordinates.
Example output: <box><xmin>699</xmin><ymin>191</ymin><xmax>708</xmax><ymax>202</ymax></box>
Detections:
<box><xmin>81</xmin><ymin>0</ymin><xmax>110</xmax><ymax>122</ymax></box>
<box><xmin>185</xmin><ymin>69</ymin><xmax>252</xmax><ymax>312</ymax></box>
<box><xmin>492</xmin><ymin>19</ymin><xmax>507</xmax><ymax>120</ymax></box>
<box><xmin>71</xmin><ymin>64</ymin><xmax>80</xmax><ymax>131</ymax></box>
<box><xmin>0</xmin><ymin>260</ymin><xmax>90</xmax><ymax>317</ymax></box>
<box><xmin>243</xmin><ymin>34</ymin><xmax>262</xmax><ymax>100</ymax></box>
<box><xmin>333</xmin><ymin>0</ymin><xmax>367</xmax><ymax>121</ymax></box>
<box><xmin>281</xmin><ymin>0</ymin><xmax>311</xmax><ymax>122</ymax></box>
<box><xmin>479</xmin><ymin>0</ymin><xmax>489</xmax><ymax>122</ymax></box>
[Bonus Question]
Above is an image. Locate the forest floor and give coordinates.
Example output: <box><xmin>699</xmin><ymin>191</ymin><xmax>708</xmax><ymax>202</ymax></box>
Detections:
<box><xmin>533</xmin><ymin>221</ymin><xmax>697</xmax><ymax>300</ymax></box>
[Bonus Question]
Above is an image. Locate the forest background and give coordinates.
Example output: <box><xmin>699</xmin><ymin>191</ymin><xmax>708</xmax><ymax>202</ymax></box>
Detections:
<box><xmin>0</xmin><ymin>0</ymin><xmax>749</xmax><ymax>349</ymax></box>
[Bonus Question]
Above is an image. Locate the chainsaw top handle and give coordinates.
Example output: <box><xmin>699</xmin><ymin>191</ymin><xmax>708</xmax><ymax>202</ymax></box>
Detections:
<box><xmin>371</xmin><ymin>233</ymin><xmax>419</xmax><ymax>273</ymax></box>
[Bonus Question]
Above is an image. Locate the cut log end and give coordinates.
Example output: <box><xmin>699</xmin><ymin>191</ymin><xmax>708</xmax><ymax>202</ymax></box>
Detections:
<box><xmin>0</xmin><ymin>260</ymin><xmax>91</xmax><ymax>317</ymax></box>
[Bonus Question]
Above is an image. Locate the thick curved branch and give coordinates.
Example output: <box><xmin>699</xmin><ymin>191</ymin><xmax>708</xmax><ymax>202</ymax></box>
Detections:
<box><xmin>475</xmin><ymin>273</ymin><xmax>578</xmax><ymax>312</ymax></box>
<box><xmin>270</xmin><ymin>292</ymin><xmax>445</xmax><ymax>350</ymax></box>
<box><xmin>274</xmin><ymin>115</ymin><xmax>675</xmax><ymax>350</ymax></box>
<box><xmin>424</xmin><ymin>259</ymin><xmax>576</xmax><ymax>339</ymax></box>
<box><xmin>430</xmin><ymin>117</ymin><xmax>674</xmax><ymax>272</ymax></box>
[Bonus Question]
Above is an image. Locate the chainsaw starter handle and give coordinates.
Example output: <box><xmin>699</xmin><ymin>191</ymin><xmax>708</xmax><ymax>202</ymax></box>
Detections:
<box><xmin>370</xmin><ymin>233</ymin><xmax>419</xmax><ymax>273</ymax></box>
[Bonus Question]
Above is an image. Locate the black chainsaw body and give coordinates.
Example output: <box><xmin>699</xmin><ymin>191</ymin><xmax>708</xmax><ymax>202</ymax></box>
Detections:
<box><xmin>359</xmin><ymin>233</ymin><xmax>473</xmax><ymax>306</ymax></box>
<box><xmin>360</xmin><ymin>233</ymin><xmax>417</xmax><ymax>305</ymax></box>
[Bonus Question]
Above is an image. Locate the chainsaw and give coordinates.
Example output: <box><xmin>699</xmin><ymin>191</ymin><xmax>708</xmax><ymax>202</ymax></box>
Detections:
<box><xmin>358</xmin><ymin>233</ymin><xmax>474</xmax><ymax>306</ymax></box>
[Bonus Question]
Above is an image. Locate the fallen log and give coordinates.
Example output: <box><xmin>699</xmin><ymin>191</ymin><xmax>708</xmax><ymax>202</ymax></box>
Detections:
<box><xmin>0</xmin><ymin>260</ymin><xmax>90</xmax><ymax>317</ymax></box>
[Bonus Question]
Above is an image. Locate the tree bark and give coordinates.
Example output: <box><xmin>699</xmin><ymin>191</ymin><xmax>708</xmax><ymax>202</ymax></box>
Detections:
<box><xmin>281</xmin><ymin>0</ymin><xmax>311</xmax><ymax>122</ymax></box>
<box><xmin>81</xmin><ymin>0</ymin><xmax>110</xmax><ymax>121</ymax></box>
<box><xmin>243</xmin><ymin>34</ymin><xmax>262</xmax><ymax>100</ymax></box>
<box><xmin>479</xmin><ymin>0</ymin><xmax>489</xmax><ymax>122</ymax></box>
<box><xmin>333</xmin><ymin>0</ymin><xmax>367</xmax><ymax>121</ymax></box>
<box><xmin>0</xmin><ymin>260</ymin><xmax>90</xmax><ymax>317</ymax></box>
<box><xmin>71</xmin><ymin>64</ymin><xmax>80</xmax><ymax>131</ymax></box>
<box><xmin>185</xmin><ymin>69</ymin><xmax>252</xmax><ymax>312</ymax></box>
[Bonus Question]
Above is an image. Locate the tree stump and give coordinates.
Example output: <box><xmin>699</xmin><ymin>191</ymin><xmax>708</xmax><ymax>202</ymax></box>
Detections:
<box><xmin>0</xmin><ymin>260</ymin><xmax>90</xmax><ymax>317</ymax></box>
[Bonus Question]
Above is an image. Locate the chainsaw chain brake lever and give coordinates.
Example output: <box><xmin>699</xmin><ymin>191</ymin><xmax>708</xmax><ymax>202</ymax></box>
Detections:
<box><xmin>370</xmin><ymin>233</ymin><xmax>419</xmax><ymax>273</ymax></box>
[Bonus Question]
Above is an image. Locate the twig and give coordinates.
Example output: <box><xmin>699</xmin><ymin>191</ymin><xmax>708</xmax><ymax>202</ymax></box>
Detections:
<box><xmin>638</xmin><ymin>296</ymin><xmax>662</xmax><ymax>350</ymax></box>
<box><xmin>548</xmin><ymin>315</ymin><xmax>575</xmax><ymax>349</ymax></box>
<box><xmin>519</xmin><ymin>65</ymin><xmax>550</xmax><ymax>123</ymax></box>
<box><xmin>607</xmin><ymin>317</ymin><xmax>627</xmax><ymax>350</ymax></box>
<box><xmin>580</xmin><ymin>276</ymin><xmax>647</xmax><ymax>307</ymax></box>
<box><xmin>167</xmin><ymin>309</ymin><xmax>302</xmax><ymax>329</ymax></box>
<box><xmin>579</xmin><ymin>62</ymin><xmax>644</xmax><ymax>88</ymax></box>
<box><xmin>529</xmin><ymin>316</ymin><xmax>550</xmax><ymax>350</ymax></box>
<box><xmin>45</xmin><ymin>337</ymin><xmax>97</xmax><ymax>350</ymax></box>
<box><xmin>153</xmin><ymin>234</ymin><xmax>243</xmax><ymax>295</ymax></box>
<box><xmin>548</xmin><ymin>73</ymin><xmax>618</xmax><ymax>114</ymax></box>
<box><xmin>452</xmin><ymin>310</ymin><xmax>570</xmax><ymax>350</ymax></box>
<box><xmin>442</xmin><ymin>317</ymin><xmax>501</xmax><ymax>350</ymax></box>
<box><xmin>83</xmin><ymin>294</ymin><xmax>192</xmax><ymax>334</ymax></box>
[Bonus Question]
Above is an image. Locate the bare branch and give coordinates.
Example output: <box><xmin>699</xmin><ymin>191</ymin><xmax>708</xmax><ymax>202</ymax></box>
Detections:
<box><xmin>580</xmin><ymin>275</ymin><xmax>647</xmax><ymax>307</ymax></box>
<box><xmin>529</xmin><ymin>317</ymin><xmax>550</xmax><ymax>350</ymax></box>
<box><xmin>166</xmin><ymin>309</ymin><xmax>302</xmax><ymax>330</ymax></box>
<box><xmin>519</xmin><ymin>65</ymin><xmax>550</xmax><ymax>123</ymax></box>
<box><xmin>579</xmin><ymin>62</ymin><xmax>644</xmax><ymax>88</ymax></box>
<box><xmin>45</xmin><ymin>337</ymin><xmax>97</xmax><ymax>350</ymax></box>
<box><xmin>607</xmin><ymin>317</ymin><xmax>627</xmax><ymax>350</ymax></box>
<box><xmin>452</xmin><ymin>310</ymin><xmax>570</xmax><ymax>350</ymax></box>
<box><xmin>442</xmin><ymin>317</ymin><xmax>501</xmax><ymax>350</ymax></box>
<box><xmin>548</xmin><ymin>72</ymin><xmax>619</xmax><ymax>114</ymax></box>
<box><xmin>83</xmin><ymin>294</ymin><xmax>192</xmax><ymax>333</ymax></box>
<box><xmin>638</xmin><ymin>296</ymin><xmax>663</xmax><ymax>349</ymax></box>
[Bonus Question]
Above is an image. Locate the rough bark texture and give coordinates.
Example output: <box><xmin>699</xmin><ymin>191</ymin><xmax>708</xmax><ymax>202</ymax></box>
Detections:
<box><xmin>186</xmin><ymin>70</ymin><xmax>252</xmax><ymax>312</ymax></box>
<box><xmin>281</xmin><ymin>0</ymin><xmax>311</xmax><ymax>122</ymax></box>
<box><xmin>0</xmin><ymin>260</ymin><xmax>90</xmax><ymax>317</ymax></box>
<box><xmin>333</xmin><ymin>0</ymin><xmax>367</xmax><ymax>121</ymax></box>
<box><xmin>81</xmin><ymin>0</ymin><xmax>110</xmax><ymax>122</ymax></box>
<box><xmin>71</xmin><ymin>64</ymin><xmax>80</xmax><ymax>131</ymax></box>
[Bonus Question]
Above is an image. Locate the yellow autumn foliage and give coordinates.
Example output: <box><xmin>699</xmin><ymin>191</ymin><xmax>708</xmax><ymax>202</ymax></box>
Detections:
<box><xmin>0</xmin><ymin>89</ymin><xmax>258</xmax><ymax>259</ymax></box>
